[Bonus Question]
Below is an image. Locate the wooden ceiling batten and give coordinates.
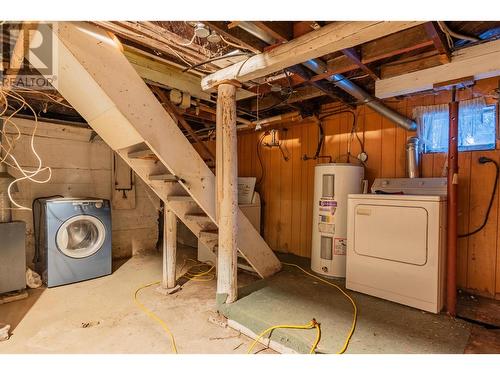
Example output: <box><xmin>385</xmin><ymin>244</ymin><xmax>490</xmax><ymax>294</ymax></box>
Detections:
<box><xmin>201</xmin><ymin>21</ymin><xmax>426</xmax><ymax>90</ymax></box>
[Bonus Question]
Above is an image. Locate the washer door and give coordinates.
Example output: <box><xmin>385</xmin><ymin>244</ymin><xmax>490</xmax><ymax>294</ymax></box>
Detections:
<box><xmin>56</xmin><ymin>215</ymin><xmax>106</xmax><ymax>258</ymax></box>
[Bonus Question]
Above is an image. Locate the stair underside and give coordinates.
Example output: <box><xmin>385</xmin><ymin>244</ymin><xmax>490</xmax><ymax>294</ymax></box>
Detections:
<box><xmin>41</xmin><ymin>22</ymin><xmax>282</xmax><ymax>279</ymax></box>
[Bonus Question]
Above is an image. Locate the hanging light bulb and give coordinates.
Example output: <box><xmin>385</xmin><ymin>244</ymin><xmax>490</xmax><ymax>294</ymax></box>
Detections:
<box><xmin>193</xmin><ymin>23</ymin><xmax>210</xmax><ymax>38</ymax></box>
<box><xmin>206</xmin><ymin>30</ymin><xmax>222</xmax><ymax>44</ymax></box>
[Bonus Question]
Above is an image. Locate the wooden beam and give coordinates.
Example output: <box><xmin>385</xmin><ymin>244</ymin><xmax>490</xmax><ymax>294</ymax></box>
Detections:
<box><xmin>310</xmin><ymin>25</ymin><xmax>435</xmax><ymax>82</ymax></box>
<box><xmin>361</xmin><ymin>25</ymin><xmax>434</xmax><ymax>64</ymax></box>
<box><xmin>293</xmin><ymin>21</ymin><xmax>319</xmax><ymax>38</ymax></box>
<box><xmin>158</xmin><ymin>206</ymin><xmax>180</xmax><ymax>293</ymax></box>
<box><xmin>203</xmin><ymin>21</ymin><xmax>266</xmax><ymax>53</ymax></box>
<box><xmin>124</xmin><ymin>46</ymin><xmax>211</xmax><ymax>101</ymax></box>
<box><xmin>123</xmin><ymin>46</ymin><xmax>255</xmax><ymax>102</ymax></box>
<box><xmin>313</xmin><ymin>55</ymin><xmax>359</xmax><ymax>82</ymax></box>
<box><xmin>201</xmin><ymin>21</ymin><xmax>425</xmax><ymax>90</ymax></box>
<box><xmin>376</xmin><ymin>39</ymin><xmax>500</xmax><ymax>98</ymax></box>
<box><xmin>380</xmin><ymin>51</ymin><xmax>444</xmax><ymax>79</ymax></box>
<box><xmin>216</xmin><ymin>83</ymin><xmax>239</xmax><ymax>304</ymax></box>
<box><xmin>251</xmin><ymin>22</ymin><xmax>291</xmax><ymax>43</ymax></box>
<box><xmin>248</xmin><ymin>85</ymin><xmax>326</xmax><ymax>112</ymax></box>
<box><xmin>342</xmin><ymin>47</ymin><xmax>379</xmax><ymax>80</ymax></box>
<box><xmin>287</xmin><ymin>64</ymin><xmax>355</xmax><ymax>107</ymax></box>
<box><xmin>423</xmin><ymin>21</ymin><xmax>452</xmax><ymax>63</ymax></box>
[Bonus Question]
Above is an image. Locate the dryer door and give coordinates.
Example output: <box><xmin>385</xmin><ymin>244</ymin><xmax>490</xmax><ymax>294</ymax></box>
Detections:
<box><xmin>56</xmin><ymin>215</ymin><xmax>106</xmax><ymax>258</ymax></box>
<box><xmin>353</xmin><ymin>203</ymin><xmax>428</xmax><ymax>265</ymax></box>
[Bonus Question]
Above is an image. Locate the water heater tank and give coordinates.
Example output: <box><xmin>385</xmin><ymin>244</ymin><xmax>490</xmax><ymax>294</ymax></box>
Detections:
<box><xmin>311</xmin><ymin>163</ymin><xmax>364</xmax><ymax>278</ymax></box>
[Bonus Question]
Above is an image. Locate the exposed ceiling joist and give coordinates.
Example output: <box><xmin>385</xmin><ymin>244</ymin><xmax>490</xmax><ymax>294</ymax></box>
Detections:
<box><xmin>248</xmin><ymin>85</ymin><xmax>326</xmax><ymax>112</ymax></box>
<box><xmin>361</xmin><ymin>25</ymin><xmax>435</xmax><ymax>64</ymax></box>
<box><xmin>123</xmin><ymin>46</ymin><xmax>255</xmax><ymax>102</ymax></box>
<box><xmin>124</xmin><ymin>47</ymin><xmax>211</xmax><ymax>101</ymax></box>
<box><xmin>423</xmin><ymin>21</ymin><xmax>452</xmax><ymax>63</ymax></box>
<box><xmin>252</xmin><ymin>22</ymin><xmax>293</xmax><ymax>43</ymax></box>
<box><xmin>201</xmin><ymin>21</ymin><xmax>425</xmax><ymax>90</ymax></box>
<box><xmin>311</xmin><ymin>25</ymin><xmax>435</xmax><ymax>82</ymax></box>
<box><xmin>203</xmin><ymin>21</ymin><xmax>266</xmax><ymax>53</ymax></box>
<box><xmin>375</xmin><ymin>39</ymin><xmax>500</xmax><ymax>98</ymax></box>
<box><xmin>380</xmin><ymin>51</ymin><xmax>444</xmax><ymax>79</ymax></box>
<box><xmin>287</xmin><ymin>64</ymin><xmax>355</xmax><ymax>108</ymax></box>
<box><xmin>341</xmin><ymin>47</ymin><xmax>379</xmax><ymax>80</ymax></box>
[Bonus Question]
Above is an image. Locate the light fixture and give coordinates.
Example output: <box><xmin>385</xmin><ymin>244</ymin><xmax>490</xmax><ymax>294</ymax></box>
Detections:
<box><xmin>193</xmin><ymin>23</ymin><xmax>210</xmax><ymax>38</ymax></box>
<box><xmin>206</xmin><ymin>30</ymin><xmax>221</xmax><ymax>44</ymax></box>
<box><xmin>270</xmin><ymin>84</ymin><xmax>282</xmax><ymax>92</ymax></box>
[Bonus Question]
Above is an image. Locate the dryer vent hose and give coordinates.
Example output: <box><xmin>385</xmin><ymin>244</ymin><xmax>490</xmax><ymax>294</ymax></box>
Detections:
<box><xmin>458</xmin><ymin>157</ymin><xmax>499</xmax><ymax>238</ymax></box>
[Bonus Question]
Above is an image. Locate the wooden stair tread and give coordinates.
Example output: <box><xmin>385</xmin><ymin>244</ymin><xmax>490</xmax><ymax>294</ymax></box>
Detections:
<box><xmin>149</xmin><ymin>173</ymin><xmax>180</xmax><ymax>182</ymax></box>
<box><xmin>128</xmin><ymin>149</ymin><xmax>158</xmax><ymax>160</ymax></box>
<box><xmin>199</xmin><ymin>229</ymin><xmax>218</xmax><ymax>239</ymax></box>
<box><xmin>185</xmin><ymin>212</ymin><xmax>210</xmax><ymax>220</ymax></box>
<box><xmin>166</xmin><ymin>196</ymin><xmax>194</xmax><ymax>202</ymax></box>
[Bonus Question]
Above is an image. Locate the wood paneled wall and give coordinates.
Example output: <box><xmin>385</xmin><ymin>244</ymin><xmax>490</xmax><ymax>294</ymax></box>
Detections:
<box><xmin>236</xmin><ymin>77</ymin><xmax>500</xmax><ymax>299</ymax></box>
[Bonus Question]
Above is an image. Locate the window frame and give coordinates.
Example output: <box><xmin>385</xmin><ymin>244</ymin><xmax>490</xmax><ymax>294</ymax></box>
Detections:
<box><xmin>416</xmin><ymin>101</ymin><xmax>498</xmax><ymax>154</ymax></box>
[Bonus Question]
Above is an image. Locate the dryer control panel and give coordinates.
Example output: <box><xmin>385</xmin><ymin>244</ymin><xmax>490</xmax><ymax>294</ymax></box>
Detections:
<box><xmin>371</xmin><ymin>177</ymin><xmax>447</xmax><ymax>196</ymax></box>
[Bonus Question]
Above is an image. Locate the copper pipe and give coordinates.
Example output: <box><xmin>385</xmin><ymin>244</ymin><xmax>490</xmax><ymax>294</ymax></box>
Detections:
<box><xmin>446</xmin><ymin>87</ymin><xmax>459</xmax><ymax>316</ymax></box>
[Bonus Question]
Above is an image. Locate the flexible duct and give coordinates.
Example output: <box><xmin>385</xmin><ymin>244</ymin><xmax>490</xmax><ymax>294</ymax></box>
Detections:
<box><xmin>234</xmin><ymin>23</ymin><xmax>418</xmax><ymax>132</ymax></box>
<box><xmin>301</xmin><ymin>60</ymin><xmax>418</xmax><ymax>131</ymax></box>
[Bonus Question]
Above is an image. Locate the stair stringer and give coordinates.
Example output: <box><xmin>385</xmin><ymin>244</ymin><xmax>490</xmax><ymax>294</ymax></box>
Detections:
<box><xmin>34</xmin><ymin>22</ymin><xmax>282</xmax><ymax>278</ymax></box>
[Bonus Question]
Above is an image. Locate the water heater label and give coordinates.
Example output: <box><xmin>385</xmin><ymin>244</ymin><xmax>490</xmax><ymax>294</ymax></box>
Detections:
<box><xmin>318</xmin><ymin>223</ymin><xmax>335</xmax><ymax>234</ymax></box>
<box><xmin>318</xmin><ymin>198</ymin><xmax>337</xmax><ymax>233</ymax></box>
<box><xmin>334</xmin><ymin>238</ymin><xmax>347</xmax><ymax>255</ymax></box>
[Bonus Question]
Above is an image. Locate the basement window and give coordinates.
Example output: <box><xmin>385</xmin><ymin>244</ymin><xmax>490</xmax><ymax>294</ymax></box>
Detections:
<box><xmin>413</xmin><ymin>98</ymin><xmax>497</xmax><ymax>153</ymax></box>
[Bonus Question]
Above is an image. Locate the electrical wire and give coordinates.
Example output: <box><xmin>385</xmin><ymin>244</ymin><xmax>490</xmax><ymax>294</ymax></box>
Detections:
<box><xmin>320</xmin><ymin>109</ymin><xmax>365</xmax><ymax>164</ymax></box>
<box><xmin>256</xmin><ymin>132</ymin><xmax>267</xmax><ymax>186</ymax></box>
<box><xmin>132</xmin><ymin>258</ymin><xmax>216</xmax><ymax>354</ymax></box>
<box><xmin>251</xmin><ymin>69</ymin><xmax>294</xmax><ymax>115</ymax></box>
<box><xmin>219</xmin><ymin>34</ymin><xmax>254</xmax><ymax>52</ymax></box>
<box><xmin>247</xmin><ymin>319</ymin><xmax>321</xmax><ymax>354</ymax></box>
<box><xmin>133</xmin><ymin>281</ymin><xmax>178</xmax><ymax>354</ymax></box>
<box><xmin>0</xmin><ymin>88</ymin><xmax>52</xmax><ymax>210</ymax></box>
<box><xmin>281</xmin><ymin>262</ymin><xmax>357</xmax><ymax>354</ymax></box>
<box><xmin>182</xmin><ymin>52</ymin><xmax>252</xmax><ymax>73</ymax></box>
<box><xmin>179</xmin><ymin>258</ymin><xmax>215</xmax><ymax>281</ymax></box>
<box><xmin>459</xmin><ymin>157</ymin><xmax>499</xmax><ymax>238</ymax></box>
<box><xmin>175</xmin><ymin>33</ymin><xmax>196</xmax><ymax>47</ymax></box>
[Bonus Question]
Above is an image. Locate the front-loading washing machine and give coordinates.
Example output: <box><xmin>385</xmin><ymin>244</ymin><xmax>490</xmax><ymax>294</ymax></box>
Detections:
<box><xmin>34</xmin><ymin>197</ymin><xmax>112</xmax><ymax>287</ymax></box>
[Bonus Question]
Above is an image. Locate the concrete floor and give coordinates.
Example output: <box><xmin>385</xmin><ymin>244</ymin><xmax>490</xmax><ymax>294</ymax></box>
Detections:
<box><xmin>1</xmin><ymin>246</ymin><xmax>472</xmax><ymax>354</ymax></box>
<box><xmin>0</xmin><ymin>246</ymin><xmax>268</xmax><ymax>354</ymax></box>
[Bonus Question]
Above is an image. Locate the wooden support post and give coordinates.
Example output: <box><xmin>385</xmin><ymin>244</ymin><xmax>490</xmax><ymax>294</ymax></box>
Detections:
<box><xmin>216</xmin><ymin>82</ymin><xmax>239</xmax><ymax>304</ymax></box>
<box><xmin>157</xmin><ymin>205</ymin><xmax>180</xmax><ymax>295</ymax></box>
<box><xmin>446</xmin><ymin>88</ymin><xmax>459</xmax><ymax>316</ymax></box>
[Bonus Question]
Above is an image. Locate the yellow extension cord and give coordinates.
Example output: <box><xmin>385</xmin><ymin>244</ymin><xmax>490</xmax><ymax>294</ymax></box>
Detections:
<box><xmin>247</xmin><ymin>319</ymin><xmax>321</xmax><ymax>354</ymax></box>
<box><xmin>133</xmin><ymin>260</ymin><xmax>357</xmax><ymax>355</ymax></box>
<box><xmin>247</xmin><ymin>263</ymin><xmax>358</xmax><ymax>355</ymax></box>
<box><xmin>133</xmin><ymin>281</ymin><xmax>179</xmax><ymax>354</ymax></box>
<box><xmin>133</xmin><ymin>259</ymin><xmax>215</xmax><ymax>354</ymax></box>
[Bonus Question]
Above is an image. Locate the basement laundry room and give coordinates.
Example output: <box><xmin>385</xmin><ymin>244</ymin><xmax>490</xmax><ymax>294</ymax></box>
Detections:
<box><xmin>1</xmin><ymin>2</ymin><xmax>500</xmax><ymax>371</ymax></box>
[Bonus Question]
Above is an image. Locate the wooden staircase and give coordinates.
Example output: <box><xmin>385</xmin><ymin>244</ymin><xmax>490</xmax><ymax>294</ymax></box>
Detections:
<box><xmin>38</xmin><ymin>22</ymin><xmax>281</xmax><ymax>278</ymax></box>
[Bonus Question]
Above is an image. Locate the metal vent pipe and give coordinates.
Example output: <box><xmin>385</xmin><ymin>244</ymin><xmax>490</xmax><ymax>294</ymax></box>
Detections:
<box><xmin>234</xmin><ymin>22</ymin><xmax>418</xmax><ymax>132</ymax></box>
<box><xmin>301</xmin><ymin>60</ymin><xmax>417</xmax><ymax>131</ymax></box>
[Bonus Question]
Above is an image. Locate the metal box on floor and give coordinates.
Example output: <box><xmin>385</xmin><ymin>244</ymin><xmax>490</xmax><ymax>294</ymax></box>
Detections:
<box><xmin>0</xmin><ymin>222</ymin><xmax>26</xmax><ymax>294</ymax></box>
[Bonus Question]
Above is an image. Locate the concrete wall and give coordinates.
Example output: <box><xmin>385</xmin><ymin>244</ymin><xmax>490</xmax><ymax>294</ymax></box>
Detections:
<box><xmin>3</xmin><ymin>117</ymin><xmax>160</xmax><ymax>266</ymax></box>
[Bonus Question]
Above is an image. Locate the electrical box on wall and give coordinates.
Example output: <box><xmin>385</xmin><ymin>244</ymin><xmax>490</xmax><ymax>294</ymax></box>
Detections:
<box><xmin>112</xmin><ymin>153</ymin><xmax>136</xmax><ymax>210</ymax></box>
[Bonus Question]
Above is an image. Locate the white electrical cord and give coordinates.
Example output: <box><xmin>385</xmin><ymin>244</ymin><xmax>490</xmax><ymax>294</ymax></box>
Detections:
<box><xmin>0</xmin><ymin>88</ymin><xmax>52</xmax><ymax>210</ymax></box>
<box><xmin>220</xmin><ymin>34</ymin><xmax>253</xmax><ymax>52</ymax></box>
